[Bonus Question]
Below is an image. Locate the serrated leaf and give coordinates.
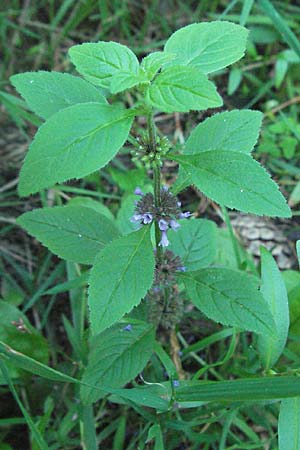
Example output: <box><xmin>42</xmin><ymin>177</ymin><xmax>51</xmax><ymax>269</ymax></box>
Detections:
<box><xmin>69</xmin><ymin>41</ymin><xmax>139</xmax><ymax>90</ymax></box>
<box><xmin>88</xmin><ymin>226</ymin><xmax>155</xmax><ymax>335</ymax></box>
<box><xmin>168</xmin><ymin>219</ymin><xmax>217</xmax><ymax>271</ymax></box>
<box><xmin>279</xmin><ymin>397</ymin><xmax>300</xmax><ymax>450</ymax></box>
<box><xmin>17</xmin><ymin>206</ymin><xmax>120</xmax><ymax>264</ymax></box>
<box><xmin>257</xmin><ymin>248</ymin><xmax>289</xmax><ymax>369</ymax></box>
<box><xmin>18</xmin><ymin>103</ymin><xmax>134</xmax><ymax>196</ymax></box>
<box><xmin>147</xmin><ymin>66</ymin><xmax>222</xmax><ymax>113</ymax></box>
<box><xmin>164</xmin><ymin>21</ymin><xmax>248</xmax><ymax>73</ymax></box>
<box><xmin>81</xmin><ymin>320</ymin><xmax>155</xmax><ymax>404</ymax></box>
<box><xmin>171</xmin><ymin>151</ymin><xmax>291</xmax><ymax>217</ymax></box>
<box><xmin>141</xmin><ymin>51</ymin><xmax>175</xmax><ymax>80</ymax></box>
<box><xmin>174</xmin><ymin>109</ymin><xmax>264</xmax><ymax>193</ymax></box>
<box><xmin>110</xmin><ymin>70</ymin><xmax>148</xmax><ymax>94</ymax></box>
<box><xmin>180</xmin><ymin>268</ymin><xmax>275</xmax><ymax>335</ymax></box>
<box><xmin>10</xmin><ymin>71</ymin><xmax>106</xmax><ymax>119</ymax></box>
<box><xmin>186</xmin><ymin>110</ymin><xmax>263</xmax><ymax>154</ymax></box>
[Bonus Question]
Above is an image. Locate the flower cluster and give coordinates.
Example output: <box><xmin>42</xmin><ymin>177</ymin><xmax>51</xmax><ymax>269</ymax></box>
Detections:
<box><xmin>131</xmin><ymin>187</ymin><xmax>191</xmax><ymax>247</ymax></box>
<box><xmin>131</xmin><ymin>134</ymin><xmax>171</xmax><ymax>169</ymax></box>
<box><xmin>147</xmin><ymin>250</ymin><xmax>185</xmax><ymax>329</ymax></box>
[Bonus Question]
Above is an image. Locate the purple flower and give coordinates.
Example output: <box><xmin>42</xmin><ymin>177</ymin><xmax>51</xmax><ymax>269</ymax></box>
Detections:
<box><xmin>130</xmin><ymin>213</ymin><xmax>143</xmax><ymax>223</ymax></box>
<box><xmin>130</xmin><ymin>212</ymin><xmax>153</xmax><ymax>224</ymax></box>
<box><xmin>177</xmin><ymin>201</ymin><xmax>182</xmax><ymax>207</ymax></box>
<box><xmin>142</xmin><ymin>213</ymin><xmax>153</xmax><ymax>224</ymax></box>
<box><xmin>123</xmin><ymin>324</ymin><xmax>132</xmax><ymax>332</ymax></box>
<box><xmin>153</xmin><ymin>286</ymin><xmax>161</xmax><ymax>293</ymax></box>
<box><xmin>158</xmin><ymin>219</ymin><xmax>169</xmax><ymax>231</ymax></box>
<box><xmin>134</xmin><ymin>187</ymin><xmax>143</xmax><ymax>195</ymax></box>
<box><xmin>180</xmin><ymin>211</ymin><xmax>191</xmax><ymax>219</ymax></box>
<box><xmin>159</xmin><ymin>230</ymin><xmax>169</xmax><ymax>247</ymax></box>
<box><xmin>170</xmin><ymin>219</ymin><xmax>180</xmax><ymax>231</ymax></box>
<box><xmin>173</xmin><ymin>380</ymin><xmax>180</xmax><ymax>388</ymax></box>
<box><xmin>177</xmin><ymin>266</ymin><xmax>186</xmax><ymax>272</ymax></box>
<box><xmin>162</xmin><ymin>186</ymin><xmax>169</xmax><ymax>191</ymax></box>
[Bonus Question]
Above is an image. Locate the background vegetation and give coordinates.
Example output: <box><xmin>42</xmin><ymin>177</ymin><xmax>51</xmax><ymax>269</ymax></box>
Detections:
<box><xmin>1</xmin><ymin>0</ymin><xmax>300</xmax><ymax>448</ymax></box>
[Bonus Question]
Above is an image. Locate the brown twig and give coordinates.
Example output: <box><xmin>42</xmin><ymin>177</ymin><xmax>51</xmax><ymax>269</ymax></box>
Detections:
<box><xmin>265</xmin><ymin>96</ymin><xmax>300</xmax><ymax>116</ymax></box>
<box><xmin>170</xmin><ymin>329</ymin><xmax>185</xmax><ymax>380</ymax></box>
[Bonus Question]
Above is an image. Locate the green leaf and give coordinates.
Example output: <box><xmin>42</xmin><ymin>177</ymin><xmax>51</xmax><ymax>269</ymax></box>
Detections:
<box><xmin>281</xmin><ymin>136</ymin><xmax>297</xmax><ymax>159</ymax></box>
<box><xmin>147</xmin><ymin>66</ymin><xmax>222</xmax><ymax>113</ymax></box>
<box><xmin>117</xmin><ymin>194</ymin><xmax>140</xmax><ymax>235</ymax></box>
<box><xmin>257</xmin><ymin>248</ymin><xmax>289</xmax><ymax>369</ymax></box>
<box><xmin>279</xmin><ymin>397</ymin><xmax>300</xmax><ymax>450</ymax></box>
<box><xmin>10</xmin><ymin>71</ymin><xmax>106</xmax><ymax>119</ymax></box>
<box><xmin>18</xmin><ymin>103</ymin><xmax>134</xmax><ymax>196</ymax></box>
<box><xmin>109</xmin><ymin>384</ymin><xmax>170</xmax><ymax>411</ymax></box>
<box><xmin>110</xmin><ymin>70</ymin><xmax>148</xmax><ymax>94</ymax></box>
<box><xmin>289</xmin><ymin>182</ymin><xmax>300</xmax><ymax>208</ymax></box>
<box><xmin>141</xmin><ymin>51</ymin><xmax>175</xmax><ymax>80</ymax></box>
<box><xmin>0</xmin><ymin>301</ymin><xmax>49</xmax><ymax>374</ymax></box>
<box><xmin>164</xmin><ymin>21</ymin><xmax>249</xmax><ymax>74</ymax></box>
<box><xmin>147</xmin><ymin>424</ymin><xmax>164</xmax><ymax>450</ymax></box>
<box><xmin>173</xmin><ymin>376</ymin><xmax>300</xmax><ymax>404</ymax></box>
<box><xmin>275</xmin><ymin>58</ymin><xmax>288</xmax><ymax>89</ymax></box>
<box><xmin>171</xmin><ymin>151</ymin><xmax>291</xmax><ymax>217</ymax></box>
<box><xmin>228</xmin><ymin>68</ymin><xmax>243</xmax><ymax>95</ymax></box>
<box><xmin>17</xmin><ymin>206</ymin><xmax>119</xmax><ymax>265</ymax></box>
<box><xmin>68</xmin><ymin>196</ymin><xmax>114</xmax><ymax>221</ymax></box>
<box><xmin>180</xmin><ymin>268</ymin><xmax>275</xmax><ymax>335</ymax></box>
<box><xmin>81</xmin><ymin>320</ymin><xmax>155</xmax><ymax>404</ymax></box>
<box><xmin>69</xmin><ymin>41</ymin><xmax>139</xmax><ymax>90</ymax></box>
<box><xmin>173</xmin><ymin>109</ymin><xmax>263</xmax><ymax>193</ymax></box>
<box><xmin>0</xmin><ymin>341</ymin><xmax>79</xmax><ymax>384</ymax></box>
<box><xmin>186</xmin><ymin>110</ymin><xmax>263</xmax><ymax>154</ymax></box>
<box><xmin>109</xmin><ymin>168</ymin><xmax>147</xmax><ymax>192</ymax></box>
<box><xmin>169</xmin><ymin>219</ymin><xmax>217</xmax><ymax>271</ymax></box>
<box><xmin>88</xmin><ymin>226</ymin><xmax>155</xmax><ymax>335</ymax></box>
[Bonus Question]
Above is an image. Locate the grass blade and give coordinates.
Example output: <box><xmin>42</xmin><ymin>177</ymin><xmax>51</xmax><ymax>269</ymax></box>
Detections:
<box><xmin>0</xmin><ymin>360</ymin><xmax>49</xmax><ymax>450</ymax></box>
<box><xmin>258</xmin><ymin>0</ymin><xmax>300</xmax><ymax>58</ymax></box>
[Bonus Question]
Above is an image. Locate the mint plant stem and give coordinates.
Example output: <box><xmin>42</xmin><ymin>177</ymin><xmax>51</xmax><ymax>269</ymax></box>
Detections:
<box><xmin>147</xmin><ymin>111</ymin><xmax>162</xmax><ymax>260</ymax></box>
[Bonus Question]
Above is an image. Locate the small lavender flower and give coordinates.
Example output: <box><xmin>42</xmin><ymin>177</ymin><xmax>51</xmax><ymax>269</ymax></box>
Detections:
<box><xmin>177</xmin><ymin>201</ymin><xmax>181</xmax><ymax>207</ymax></box>
<box><xmin>159</xmin><ymin>230</ymin><xmax>169</xmax><ymax>247</ymax></box>
<box><xmin>180</xmin><ymin>211</ymin><xmax>191</xmax><ymax>219</ymax></box>
<box><xmin>158</xmin><ymin>218</ymin><xmax>169</xmax><ymax>231</ymax></box>
<box><xmin>123</xmin><ymin>324</ymin><xmax>132</xmax><ymax>332</ymax></box>
<box><xmin>170</xmin><ymin>219</ymin><xmax>180</xmax><ymax>231</ymax></box>
<box><xmin>130</xmin><ymin>213</ymin><xmax>143</xmax><ymax>223</ymax></box>
<box><xmin>173</xmin><ymin>380</ymin><xmax>180</xmax><ymax>388</ymax></box>
<box><xmin>153</xmin><ymin>286</ymin><xmax>161</xmax><ymax>293</ymax></box>
<box><xmin>177</xmin><ymin>266</ymin><xmax>186</xmax><ymax>272</ymax></box>
<box><xmin>134</xmin><ymin>187</ymin><xmax>143</xmax><ymax>195</ymax></box>
<box><xmin>142</xmin><ymin>212</ymin><xmax>153</xmax><ymax>224</ymax></box>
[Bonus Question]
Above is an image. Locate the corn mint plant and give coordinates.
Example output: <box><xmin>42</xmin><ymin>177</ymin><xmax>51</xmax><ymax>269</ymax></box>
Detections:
<box><xmin>6</xmin><ymin>20</ymin><xmax>297</xmax><ymax>448</ymax></box>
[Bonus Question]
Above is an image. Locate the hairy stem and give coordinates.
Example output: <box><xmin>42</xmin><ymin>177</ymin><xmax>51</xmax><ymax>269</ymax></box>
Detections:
<box><xmin>147</xmin><ymin>111</ymin><xmax>162</xmax><ymax>260</ymax></box>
